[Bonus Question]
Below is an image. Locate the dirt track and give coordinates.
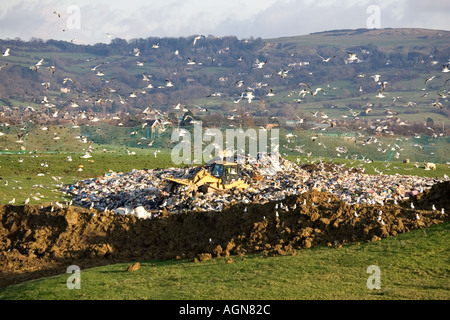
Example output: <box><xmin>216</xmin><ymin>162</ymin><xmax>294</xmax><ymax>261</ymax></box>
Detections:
<box><xmin>0</xmin><ymin>181</ymin><xmax>449</xmax><ymax>289</ymax></box>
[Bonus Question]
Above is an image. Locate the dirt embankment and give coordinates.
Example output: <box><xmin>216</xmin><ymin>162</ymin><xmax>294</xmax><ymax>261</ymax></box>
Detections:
<box><xmin>0</xmin><ymin>181</ymin><xmax>449</xmax><ymax>289</ymax></box>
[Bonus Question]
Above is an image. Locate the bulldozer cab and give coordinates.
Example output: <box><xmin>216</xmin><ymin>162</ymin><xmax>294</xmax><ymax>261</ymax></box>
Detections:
<box><xmin>165</xmin><ymin>160</ymin><xmax>249</xmax><ymax>193</ymax></box>
<box><xmin>210</xmin><ymin>161</ymin><xmax>241</xmax><ymax>185</ymax></box>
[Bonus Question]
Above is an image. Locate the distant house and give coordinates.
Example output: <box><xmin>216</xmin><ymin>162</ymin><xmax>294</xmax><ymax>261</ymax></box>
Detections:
<box><xmin>266</xmin><ymin>123</ymin><xmax>279</xmax><ymax>130</ymax></box>
<box><xmin>146</xmin><ymin>118</ymin><xmax>161</xmax><ymax>128</ymax></box>
<box><xmin>145</xmin><ymin>119</ymin><xmax>163</xmax><ymax>139</ymax></box>
<box><xmin>285</xmin><ymin>120</ymin><xmax>302</xmax><ymax>127</ymax></box>
<box><xmin>143</xmin><ymin>108</ymin><xmax>161</xmax><ymax>119</ymax></box>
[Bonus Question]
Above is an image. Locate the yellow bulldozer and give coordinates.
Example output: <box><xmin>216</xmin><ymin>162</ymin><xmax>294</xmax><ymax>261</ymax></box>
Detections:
<box><xmin>165</xmin><ymin>161</ymin><xmax>250</xmax><ymax>193</ymax></box>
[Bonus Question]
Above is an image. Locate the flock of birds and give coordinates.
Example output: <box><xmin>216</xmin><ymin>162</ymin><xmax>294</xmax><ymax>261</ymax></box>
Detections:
<box><xmin>0</xmin><ymin>11</ymin><xmax>449</xmax><ymax>165</ymax></box>
<box><xmin>0</xmin><ymin>10</ymin><xmax>449</xmax><ymax>214</ymax></box>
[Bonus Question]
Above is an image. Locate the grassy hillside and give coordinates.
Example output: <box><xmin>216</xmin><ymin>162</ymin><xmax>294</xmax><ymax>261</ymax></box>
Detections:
<box><xmin>0</xmin><ymin>28</ymin><xmax>448</xmax><ymax>123</ymax></box>
<box><xmin>266</xmin><ymin>28</ymin><xmax>450</xmax><ymax>50</ymax></box>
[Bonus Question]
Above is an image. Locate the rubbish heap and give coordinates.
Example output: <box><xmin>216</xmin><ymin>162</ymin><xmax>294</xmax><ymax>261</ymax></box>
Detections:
<box><xmin>63</xmin><ymin>156</ymin><xmax>444</xmax><ymax>219</ymax></box>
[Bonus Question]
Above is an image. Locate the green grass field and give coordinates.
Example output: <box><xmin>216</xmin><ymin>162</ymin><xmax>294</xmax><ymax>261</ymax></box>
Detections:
<box><xmin>0</xmin><ymin>143</ymin><xmax>448</xmax><ymax>206</ymax></box>
<box><xmin>0</xmin><ymin>221</ymin><xmax>448</xmax><ymax>300</ymax></box>
<box><xmin>265</xmin><ymin>28</ymin><xmax>450</xmax><ymax>50</ymax></box>
<box><xmin>0</xmin><ymin>149</ymin><xmax>175</xmax><ymax>205</ymax></box>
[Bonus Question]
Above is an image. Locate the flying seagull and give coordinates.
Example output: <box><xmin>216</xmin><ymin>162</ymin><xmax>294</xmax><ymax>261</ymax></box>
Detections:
<box><xmin>2</xmin><ymin>48</ymin><xmax>10</xmax><ymax>56</ymax></box>
<box><xmin>35</xmin><ymin>58</ymin><xmax>45</xmax><ymax>66</ymax></box>
<box><xmin>372</xmin><ymin>74</ymin><xmax>381</xmax><ymax>82</ymax></box>
<box><xmin>142</xmin><ymin>73</ymin><xmax>152</xmax><ymax>81</ymax></box>
<box><xmin>299</xmin><ymin>82</ymin><xmax>311</xmax><ymax>89</ymax></box>
<box><xmin>30</xmin><ymin>58</ymin><xmax>45</xmax><ymax>71</ymax></box>
<box><xmin>193</xmin><ymin>35</ymin><xmax>205</xmax><ymax>46</ymax></box>
<box><xmin>347</xmin><ymin>51</ymin><xmax>358</xmax><ymax>61</ymax></box>
<box><xmin>311</xmin><ymin>88</ymin><xmax>325</xmax><ymax>96</ymax></box>
<box><xmin>253</xmin><ymin>59</ymin><xmax>267</xmax><ymax>69</ymax></box>
<box><xmin>91</xmin><ymin>63</ymin><xmax>104</xmax><ymax>71</ymax></box>
<box><xmin>425</xmin><ymin>75</ymin><xmax>436</xmax><ymax>84</ymax></box>
<box><xmin>244</xmin><ymin>90</ymin><xmax>255</xmax><ymax>103</ymax></box>
<box><xmin>317</xmin><ymin>54</ymin><xmax>335</xmax><ymax>62</ymax></box>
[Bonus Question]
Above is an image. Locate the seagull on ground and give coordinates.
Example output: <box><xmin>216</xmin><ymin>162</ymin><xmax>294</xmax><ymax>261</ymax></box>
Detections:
<box><xmin>376</xmin><ymin>91</ymin><xmax>385</xmax><ymax>98</ymax></box>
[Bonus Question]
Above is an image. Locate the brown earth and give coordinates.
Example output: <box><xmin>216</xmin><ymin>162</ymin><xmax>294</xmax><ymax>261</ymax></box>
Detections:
<box><xmin>0</xmin><ymin>181</ymin><xmax>449</xmax><ymax>289</ymax></box>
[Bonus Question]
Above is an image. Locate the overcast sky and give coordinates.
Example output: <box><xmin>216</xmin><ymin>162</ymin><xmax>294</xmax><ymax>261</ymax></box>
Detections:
<box><xmin>1</xmin><ymin>0</ymin><xmax>449</xmax><ymax>44</ymax></box>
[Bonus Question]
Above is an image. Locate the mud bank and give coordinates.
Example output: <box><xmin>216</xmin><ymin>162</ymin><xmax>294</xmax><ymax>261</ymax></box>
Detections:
<box><xmin>0</xmin><ymin>181</ymin><xmax>448</xmax><ymax>288</ymax></box>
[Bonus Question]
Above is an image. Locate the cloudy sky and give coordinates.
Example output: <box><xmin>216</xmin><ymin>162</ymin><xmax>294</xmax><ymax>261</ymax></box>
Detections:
<box><xmin>0</xmin><ymin>0</ymin><xmax>449</xmax><ymax>44</ymax></box>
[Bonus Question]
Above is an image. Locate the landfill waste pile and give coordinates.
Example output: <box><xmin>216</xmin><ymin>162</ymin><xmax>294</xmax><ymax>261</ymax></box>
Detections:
<box><xmin>62</xmin><ymin>156</ymin><xmax>445</xmax><ymax>219</ymax></box>
<box><xmin>1</xmin><ymin>156</ymin><xmax>448</xmax><ymax>289</ymax></box>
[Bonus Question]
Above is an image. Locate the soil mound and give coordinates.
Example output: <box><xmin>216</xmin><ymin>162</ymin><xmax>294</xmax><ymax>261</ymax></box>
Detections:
<box><xmin>1</xmin><ymin>181</ymin><xmax>448</xmax><ymax>289</ymax></box>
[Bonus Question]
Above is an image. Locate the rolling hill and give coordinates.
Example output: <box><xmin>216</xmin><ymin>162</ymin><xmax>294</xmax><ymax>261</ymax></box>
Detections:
<box><xmin>0</xmin><ymin>28</ymin><xmax>449</xmax><ymax>149</ymax></box>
